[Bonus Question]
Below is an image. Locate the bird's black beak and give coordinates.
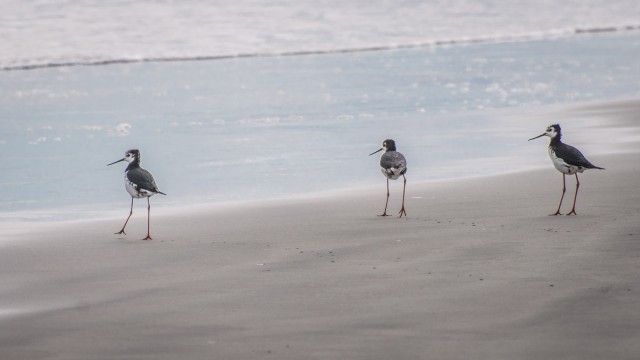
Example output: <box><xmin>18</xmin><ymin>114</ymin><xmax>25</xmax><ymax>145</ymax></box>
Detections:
<box><xmin>107</xmin><ymin>158</ymin><xmax>126</xmax><ymax>166</ymax></box>
<box><xmin>369</xmin><ymin>148</ymin><xmax>383</xmax><ymax>156</ymax></box>
<box><xmin>528</xmin><ymin>133</ymin><xmax>545</xmax><ymax>141</ymax></box>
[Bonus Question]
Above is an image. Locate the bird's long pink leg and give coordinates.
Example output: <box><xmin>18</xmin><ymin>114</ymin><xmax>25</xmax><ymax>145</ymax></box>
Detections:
<box><xmin>116</xmin><ymin>198</ymin><xmax>134</xmax><ymax>235</ymax></box>
<box><xmin>379</xmin><ymin>178</ymin><xmax>391</xmax><ymax>217</ymax></box>
<box><xmin>142</xmin><ymin>197</ymin><xmax>153</xmax><ymax>240</ymax></box>
<box><xmin>398</xmin><ymin>175</ymin><xmax>407</xmax><ymax>218</ymax></box>
<box><xmin>567</xmin><ymin>173</ymin><xmax>580</xmax><ymax>215</ymax></box>
<box><xmin>551</xmin><ymin>174</ymin><xmax>566</xmax><ymax>216</ymax></box>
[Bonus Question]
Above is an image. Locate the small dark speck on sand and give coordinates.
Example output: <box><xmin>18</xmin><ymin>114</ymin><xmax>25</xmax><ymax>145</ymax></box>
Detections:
<box><xmin>549</xmin><ymin>284</ymin><xmax>555</xmax><ymax>287</ymax></box>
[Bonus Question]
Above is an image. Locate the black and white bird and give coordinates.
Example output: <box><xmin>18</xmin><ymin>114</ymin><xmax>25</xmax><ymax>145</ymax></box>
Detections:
<box><xmin>369</xmin><ymin>139</ymin><xmax>407</xmax><ymax>217</ymax></box>
<box><xmin>108</xmin><ymin>149</ymin><xmax>166</xmax><ymax>240</ymax></box>
<box><xmin>529</xmin><ymin>124</ymin><xmax>604</xmax><ymax>215</ymax></box>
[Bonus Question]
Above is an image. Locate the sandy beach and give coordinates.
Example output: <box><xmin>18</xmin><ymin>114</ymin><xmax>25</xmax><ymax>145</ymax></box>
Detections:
<box><xmin>1</xmin><ymin>100</ymin><xmax>639</xmax><ymax>359</ymax></box>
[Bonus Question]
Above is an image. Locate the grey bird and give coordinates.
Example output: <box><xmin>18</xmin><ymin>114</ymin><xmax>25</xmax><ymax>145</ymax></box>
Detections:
<box><xmin>108</xmin><ymin>149</ymin><xmax>166</xmax><ymax>240</ymax></box>
<box><xmin>370</xmin><ymin>139</ymin><xmax>407</xmax><ymax>217</ymax></box>
<box><xmin>529</xmin><ymin>124</ymin><xmax>604</xmax><ymax>215</ymax></box>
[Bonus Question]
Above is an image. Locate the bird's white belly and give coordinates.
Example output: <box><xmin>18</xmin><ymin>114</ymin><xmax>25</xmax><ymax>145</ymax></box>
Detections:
<box><xmin>548</xmin><ymin>147</ymin><xmax>582</xmax><ymax>175</ymax></box>
<box><xmin>381</xmin><ymin>167</ymin><xmax>404</xmax><ymax>180</ymax></box>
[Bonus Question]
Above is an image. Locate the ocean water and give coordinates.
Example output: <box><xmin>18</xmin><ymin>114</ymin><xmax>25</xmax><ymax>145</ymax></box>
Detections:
<box><xmin>1</xmin><ymin>2</ymin><xmax>640</xmax><ymax>221</ymax></box>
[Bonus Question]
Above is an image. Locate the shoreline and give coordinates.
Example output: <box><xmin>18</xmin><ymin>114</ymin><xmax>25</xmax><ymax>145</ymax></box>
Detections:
<box><xmin>2</xmin><ymin>96</ymin><xmax>639</xmax><ymax>229</ymax></box>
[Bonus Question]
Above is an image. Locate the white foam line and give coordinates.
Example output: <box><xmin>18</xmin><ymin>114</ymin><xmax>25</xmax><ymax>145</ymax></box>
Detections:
<box><xmin>3</xmin><ymin>25</ymin><xmax>639</xmax><ymax>71</ymax></box>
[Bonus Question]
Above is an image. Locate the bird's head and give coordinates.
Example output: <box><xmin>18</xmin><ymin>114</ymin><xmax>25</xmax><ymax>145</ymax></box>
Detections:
<box><xmin>529</xmin><ymin>124</ymin><xmax>561</xmax><ymax>141</ymax></box>
<box><xmin>369</xmin><ymin>139</ymin><xmax>396</xmax><ymax>156</ymax></box>
<box><xmin>107</xmin><ymin>149</ymin><xmax>140</xmax><ymax>166</ymax></box>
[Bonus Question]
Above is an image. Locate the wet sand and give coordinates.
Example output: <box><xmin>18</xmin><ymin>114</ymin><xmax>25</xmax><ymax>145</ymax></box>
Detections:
<box><xmin>1</xmin><ymin>100</ymin><xmax>639</xmax><ymax>359</ymax></box>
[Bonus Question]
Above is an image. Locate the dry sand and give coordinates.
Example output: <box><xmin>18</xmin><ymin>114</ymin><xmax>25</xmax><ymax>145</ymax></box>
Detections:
<box><xmin>1</xmin><ymin>100</ymin><xmax>639</xmax><ymax>359</ymax></box>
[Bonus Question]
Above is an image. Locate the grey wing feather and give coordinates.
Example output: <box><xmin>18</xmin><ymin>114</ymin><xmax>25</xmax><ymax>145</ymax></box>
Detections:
<box><xmin>381</xmin><ymin>151</ymin><xmax>407</xmax><ymax>173</ymax></box>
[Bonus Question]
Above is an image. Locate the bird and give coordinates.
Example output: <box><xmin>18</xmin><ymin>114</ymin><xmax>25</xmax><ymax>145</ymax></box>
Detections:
<box><xmin>107</xmin><ymin>149</ymin><xmax>166</xmax><ymax>240</ymax></box>
<box><xmin>529</xmin><ymin>124</ymin><xmax>604</xmax><ymax>215</ymax></box>
<box><xmin>369</xmin><ymin>139</ymin><xmax>407</xmax><ymax>217</ymax></box>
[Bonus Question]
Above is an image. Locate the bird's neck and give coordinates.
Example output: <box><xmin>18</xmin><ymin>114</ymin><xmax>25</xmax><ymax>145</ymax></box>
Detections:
<box><xmin>549</xmin><ymin>136</ymin><xmax>562</xmax><ymax>147</ymax></box>
<box><xmin>125</xmin><ymin>161</ymin><xmax>140</xmax><ymax>172</ymax></box>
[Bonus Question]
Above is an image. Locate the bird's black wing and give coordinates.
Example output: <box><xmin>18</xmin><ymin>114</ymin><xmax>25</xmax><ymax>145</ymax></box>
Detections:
<box><xmin>555</xmin><ymin>143</ymin><xmax>603</xmax><ymax>169</ymax></box>
<box><xmin>127</xmin><ymin>168</ymin><xmax>165</xmax><ymax>194</ymax></box>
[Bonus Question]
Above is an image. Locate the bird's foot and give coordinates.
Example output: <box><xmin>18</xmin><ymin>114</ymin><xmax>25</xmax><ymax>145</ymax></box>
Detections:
<box><xmin>115</xmin><ymin>229</ymin><xmax>127</xmax><ymax>235</ymax></box>
<box><xmin>378</xmin><ymin>213</ymin><xmax>391</xmax><ymax>217</ymax></box>
<box><xmin>549</xmin><ymin>211</ymin><xmax>562</xmax><ymax>216</ymax></box>
<box><xmin>566</xmin><ymin>209</ymin><xmax>577</xmax><ymax>216</ymax></box>
<box><xmin>142</xmin><ymin>235</ymin><xmax>153</xmax><ymax>240</ymax></box>
<box><xmin>398</xmin><ymin>207</ymin><xmax>407</xmax><ymax>218</ymax></box>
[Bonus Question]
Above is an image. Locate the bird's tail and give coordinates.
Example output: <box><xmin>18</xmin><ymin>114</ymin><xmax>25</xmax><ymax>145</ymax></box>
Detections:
<box><xmin>156</xmin><ymin>190</ymin><xmax>167</xmax><ymax>195</ymax></box>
